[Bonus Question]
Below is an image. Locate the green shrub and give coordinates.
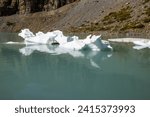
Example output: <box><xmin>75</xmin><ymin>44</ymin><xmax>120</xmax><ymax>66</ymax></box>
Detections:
<box><xmin>121</xmin><ymin>22</ymin><xmax>145</xmax><ymax>30</ymax></box>
<box><xmin>102</xmin><ymin>6</ymin><xmax>132</xmax><ymax>24</ymax></box>
<box><xmin>142</xmin><ymin>0</ymin><xmax>150</xmax><ymax>4</ymax></box>
<box><xmin>143</xmin><ymin>17</ymin><xmax>150</xmax><ymax>23</ymax></box>
<box><xmin>145</xmin><ymin>7</ymin><xmax>150</xmax><ymax>16</ymax></box>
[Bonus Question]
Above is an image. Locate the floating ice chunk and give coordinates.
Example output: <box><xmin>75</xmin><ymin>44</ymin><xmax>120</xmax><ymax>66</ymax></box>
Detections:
<box><xmin>90</xmin><ymin>36</ymin><xmax>102</xmax><ymax>51</ymax></box>
<box><xmin>35</xmin><ymin>32</ymin><xmax>45</xmax><ymax>36</ymax></box>
<box><xmin>19</xmin><ymin>29</ymin><xmax>58</xmax><ymax>44</ymax></box>
<box><xmin>18</xmin><ymin>29</ymin><xmax>113</xmax><ymax>51</ymax></box>
<box><xmin>24</xmin><ymin>32</ymin><xmax>57</xmax><ymax>44</ymax></box>
<box><xmin>59</xmin><ymin>40</ymin><xmax>85</xmax><ymax>50</ymax></box>
<box><xmin>133</xmin><ymin>40</ymin><xmax>150</xmax><ymax>50</ymax></box>
<box><xmin>90</xmin><ymin>35</ymin><xmax>101</xmax><ymax>43</ymax></box>
<box><xmin>24</xmin><ymin>36</ymin><xmax>47</xmax><ymax>44</ymax></box>
<box><xmin>80</xmin><ymin>35</ymin><xmax>92</xmax><ymax>44</ymax></box>
<box><xmin>83</xmin><ymin>36</ymin><xmax>112</xmax><ymax>51</ymax></box>
<box><xmin>71</xmin><ymin>36</ymin><xmax>79</xmax><ymax>41</ymax></box>
<box><xmin>85</xmin><ymin>43</ymin><xmax>100</xmax><ymax>51</ymax></box>
<box><xmin>133</xmin><ymin>41</ymin><xmax>147</xmax><ymax>46</ymax></box>
<box><xmin>54</xmin><ymin>34</ymin><xmax>68</xmax><ymax>45</ymax></box>
<box><xmin>108</xmin><ymin>37</ymin><xmax>150</xmax><ymax>50</ymax></box>
<box><xmin>18</xmin><ymin>29</ymin><xmax>35</xmax><ymax>39</ymax></box>
<box><xmin>108</xmin><ymin>38</ymin><xmax>149</xmax><ymax>43</ymax></box>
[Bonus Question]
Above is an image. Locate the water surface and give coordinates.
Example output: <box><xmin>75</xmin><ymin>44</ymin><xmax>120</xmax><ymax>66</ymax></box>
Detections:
<box><xmin>0</xmin><ymin>33</ymin><xmax>150</xmax><ymax>100</ymax></box>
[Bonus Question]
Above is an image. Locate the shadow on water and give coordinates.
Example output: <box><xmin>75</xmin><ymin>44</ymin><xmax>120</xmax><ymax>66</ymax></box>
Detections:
<box><xmin>0</xmin><ymin>33</ymin><xmax>150</xmax><ymax>100</ymax></box>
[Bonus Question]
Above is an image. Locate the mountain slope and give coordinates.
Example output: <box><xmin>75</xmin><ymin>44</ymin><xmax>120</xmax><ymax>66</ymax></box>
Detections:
<box><xmin>0</xmin><ymin>0</ymin><xmax>149</xmax><ymax>33</ymax></box>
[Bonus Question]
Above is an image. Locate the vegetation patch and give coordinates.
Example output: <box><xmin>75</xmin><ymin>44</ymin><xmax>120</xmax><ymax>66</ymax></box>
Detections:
<box><xmin>143</xmin><ymin>17</ymin><xmax>150</xmax><ymax>23</ymax></box>
<box><xmin>142</xmin><ymin>0</ymin><xmax>150</xmax><ymax>4</ymax></box>
<box><xmin>102</xmin><ymin>6</ymin><xmax>132</xmax><ymax>24</ymax></box>
<box><xmin>85</xmin><ymin>23</ymin><xmax>112</xmax><ymax>31</ymax></box>
<box><xmin>69</xmin><ymin>22</ymin><xmax>114</xmax><ymax>32</ymax></box>
<box><xmin>6</xmin><ymin>21</ymin><xmax>15</xmax><ymax>26</ymax></box>
<box><xmin>145</xmin><ymin>7</ymin><xmax>150</xmax><ymax>16</ymax></box>
<box><xmin>121</xmin><ymin>22</ymin><xmax>145</xmax><ymax>30</ymax></box>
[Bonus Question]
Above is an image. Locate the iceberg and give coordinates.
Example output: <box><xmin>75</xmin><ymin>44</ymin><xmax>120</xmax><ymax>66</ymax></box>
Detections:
<box><xmin>2</xmin><ymin>29</ymin><xmax>113</xmax><ymax>69</ymax></box>
<box><xmin>18</xmin><ymin>29</ymin><xmax>57</xmax><ymax>44</ymax></box>
<box><xmin>18</xmin><ymin>29</ymin><xmax>113</xmax><ymax>51</ymax></box>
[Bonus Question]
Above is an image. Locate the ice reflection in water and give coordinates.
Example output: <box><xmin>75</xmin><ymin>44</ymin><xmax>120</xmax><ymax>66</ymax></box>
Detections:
<box><xmin>19</xmin><ymin>44</ymin><xmax>112</xmax><ymax>69</ymax></box>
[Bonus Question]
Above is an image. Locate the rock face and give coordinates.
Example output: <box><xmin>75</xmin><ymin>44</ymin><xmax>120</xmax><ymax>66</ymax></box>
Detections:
<box><xmin>0</xmin><ymin>0</ymin><xmax>75</xmax><ymax>16</ymax></box>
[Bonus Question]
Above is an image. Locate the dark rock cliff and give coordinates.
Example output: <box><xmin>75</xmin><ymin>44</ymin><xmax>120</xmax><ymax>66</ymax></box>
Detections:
<box><xmin>0</xmin><ymin>0</ymin><xmax>75</xmax><ymax>16</ymax></box>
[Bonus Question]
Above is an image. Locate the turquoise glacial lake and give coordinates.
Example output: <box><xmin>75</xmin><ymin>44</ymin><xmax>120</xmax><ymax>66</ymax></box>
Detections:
<box><xmin>0</xmin><ymin>33</ymin><xmax>150</xmax><ymax>99</ymax></box>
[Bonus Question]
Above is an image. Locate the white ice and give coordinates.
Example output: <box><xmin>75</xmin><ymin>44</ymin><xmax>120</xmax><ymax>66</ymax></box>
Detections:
<box><xmin>18</xmin><ymin>29</ymin><xmax>113</xmax><ymax>51</ymax></box>
<box><xmin>108</xmin><ymin>38</ymin><xmax>150</xmax><ymax>50</ymax></box>
<box><xmin>3</xmin><ymin>29</ymin><xmax>113</xmax><ymax>69</ymax></box>
<box><xmin>132</xmin><ymin>40</ymin><xmax>150</xmax><ymax>50</ymax></box>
